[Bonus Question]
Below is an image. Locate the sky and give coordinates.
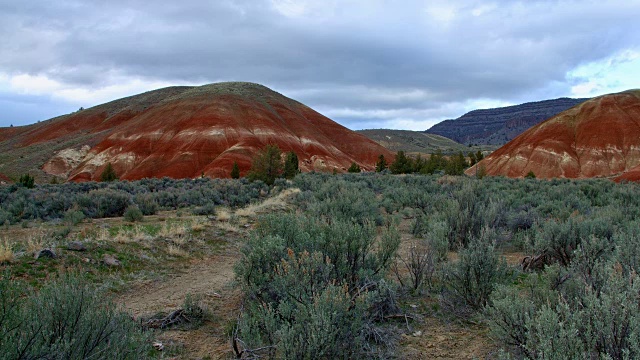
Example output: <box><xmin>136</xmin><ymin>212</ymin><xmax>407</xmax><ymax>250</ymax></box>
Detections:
<box><xmin>1</xmin><ymin>0</ymin><xmax>639</xmax><ymax>130</ymax></box>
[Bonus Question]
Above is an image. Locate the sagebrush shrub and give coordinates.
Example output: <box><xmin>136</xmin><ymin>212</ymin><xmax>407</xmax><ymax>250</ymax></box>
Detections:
<box><xmin>441</xmin><ymin>230</ymin><xmax>509</xmax><ymax>314</ymax></box>
<box><xmin>489</xmin><ymin>258</ymin><xmax>640</xmax><ymax>359</ymax></box>
<box><xmin>63</xmin><ymin>209</ymin><xmax>85</xmax><ymax>226</ymax></box>
<box><xmin>133</xmin><ymin>193</ymin><xmax>158</xmax><ymax>215</ymax></box>
<box><xmin>0</xmin><ymin>274</ymin><xmax>148</xmax><ymax>359</ymax></box>
<box><xmin>124</xmin><ymin>205</ymin><xmax>144</xmax><ymax>222</ymax></box>
<box><xmin>234</xmin><ymin>212</ymin><xmax>400</xmax><ymax>359</ymax></box>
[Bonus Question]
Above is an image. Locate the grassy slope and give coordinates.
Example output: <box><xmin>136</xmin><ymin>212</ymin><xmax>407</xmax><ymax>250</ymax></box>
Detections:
<box><xmin>357</xmin><ymin>129</ymin><xmax>498</xmax><ymax>155</ymax></box>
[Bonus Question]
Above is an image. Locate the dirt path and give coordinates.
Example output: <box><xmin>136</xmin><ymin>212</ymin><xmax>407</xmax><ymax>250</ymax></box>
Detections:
<box><xmin>118</xmin><ymin>251</ymin><xmax>241</xmax><ymax>359</ymax></box>
<box><xmin>119</xmin><ymin>253</ymin><xmax>237</xmax><ymax>317</ymax></box>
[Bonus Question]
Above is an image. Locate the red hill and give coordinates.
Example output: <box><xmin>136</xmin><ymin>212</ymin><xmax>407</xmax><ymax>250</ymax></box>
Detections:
<box><xmin>0</xmin><ymin>82</ymin><xmax>393</xmax><ymax>181</ymax></box>
<box><xmin>466</xmin><ymin>90</ymin><xmax>640</xmax><ymax>179</ymax></box>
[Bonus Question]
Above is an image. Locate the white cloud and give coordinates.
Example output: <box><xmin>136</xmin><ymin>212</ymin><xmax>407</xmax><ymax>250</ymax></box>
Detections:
<box><xmin>424</xmin><ymin>3</ymin><xmax>458</xmax><ymax>25</ymax></box>
<box><xmin>10</xmin><ymin>74</ymin><xmax>61</xmax><ymax>95</ymax></box>
<box><xmin>3</xmin><ymin>71</ymin><xmax>199</xmax><ymax>107</ymax></box>
<box><xmin>270</xmin><ymin>0</ymin><xmax>341</xmax><ymax>20</ymax></box>
<box><xmin>471</xmin><ymin>3</ymin><xmax>496</xmax><ymax>17</ymax></box>
<box><xmin>1</xmin><ymin>0</ymin><xmax>640</xmax><ymax>128</ymax></box>
<box><xmin>568</xmin><ymin>49</ymin><xmax>640</xmax><ymax>97</ymax></box>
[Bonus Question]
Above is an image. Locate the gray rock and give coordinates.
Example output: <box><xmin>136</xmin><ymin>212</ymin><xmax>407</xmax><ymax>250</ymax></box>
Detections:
<box><xmin>67</xmin><ymin>241</ymin><xmax>87</xmax><ymax>251</ymax></box>
<box><xmin>34</xmin><ymin>248</ymin><xmax>56</xmax><ymax>259</ymax></box>
<box><xmin>102</xmin><ymin>254</ymin><xmax>121</xmax><ymax>267</ymax></box>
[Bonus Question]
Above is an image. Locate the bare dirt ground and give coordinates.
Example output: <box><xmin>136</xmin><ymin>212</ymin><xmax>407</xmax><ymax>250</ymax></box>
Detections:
<box><xmin>400</xmin><ymin>317</ymin><xmax>495</xmax><ymax>359</ymax></box>
<box><xmin>119</xmin><ymin>251</ymin><xmax>242</xmax><ymax>359</ymax></box>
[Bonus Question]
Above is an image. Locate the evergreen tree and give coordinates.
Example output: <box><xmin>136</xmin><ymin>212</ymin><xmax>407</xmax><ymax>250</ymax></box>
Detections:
<box><xmin>390</xmin><ymin>151</ymin><xmax>413</xmax><ymax>174</ymax></box>
<box><xmin>283</xmin><ymin>151</ymin><xmax>299</xmax><ymax>179</ymax></box>
<box><xmin>347</xmin><ymin>162</ymin><xmax>361</xmax><ymax>173</ymax></box>
<box><xmin>375</xmin><ymin>154</ymin><xmax>388</xmax><ymax>172</ymax></box>
<box><xmin>231</xmin><ymin>161</ymin><xmax>240</xmax><ymax>179</ymax></box>
<box><xmin>468</xmin><ymin>152</ymin><xmax>477</xmax><ymax>166</ymax></box>
<box><xmin>413</xmin><ymin>154</ymin><xmax>426</xmax><ymax>173</ymax></box>
<box><xmin>421</xmin><ymin>150</ymin><xmax>445</xmax><ymax>174</ymax></box>
<box><xmin>18</xmin><ymin>174</ymin><xmax>35</xmax><ymax>188</ymax></box>
<box><xmin>100</xmin><ymin>162</ymin><xmax>118</xmax><ymax>182</ymax></box>
<box><xmin>248</xmin><ymin>144</ymin><xmax>283</xmax><ymax>185</ymax></box>
<box><xmin>444</xmin><ymin>151</ymin><xmax>468</xmax><ymax>175</ymax></box>
<box><xmin>476</xmin><ymin>150</ymin><xmax>484</xmax><ymax>162</ymax></box>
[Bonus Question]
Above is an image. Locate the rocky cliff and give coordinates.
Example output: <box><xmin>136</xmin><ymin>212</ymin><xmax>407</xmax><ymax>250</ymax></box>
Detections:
<box><xmin>426</xmin><ymin>98</ymin><xmax>588</xmax><ymax>145</ymax></box>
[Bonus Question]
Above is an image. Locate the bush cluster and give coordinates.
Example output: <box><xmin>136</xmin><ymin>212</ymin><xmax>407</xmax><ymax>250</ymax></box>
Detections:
<box><xmin>0</xmin><ymin>273</ymin><xmax>148</xmax><ymax>359</ymax></box>
<box><xmin>234</xmin><ymin>183</ymin><xmax>400</xmax><ymax>358</ymax></box>
<box><xmin>0</xmin><ymin>176</ymin><xmax>272</xmax><ymax>223</ymax></box>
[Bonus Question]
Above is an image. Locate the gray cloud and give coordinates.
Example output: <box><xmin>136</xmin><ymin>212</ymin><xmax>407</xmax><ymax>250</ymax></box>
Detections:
<box><xmin>0</xmin><ymin>0</ymin><xmax>639</xmax><ymax>129</ymax></box>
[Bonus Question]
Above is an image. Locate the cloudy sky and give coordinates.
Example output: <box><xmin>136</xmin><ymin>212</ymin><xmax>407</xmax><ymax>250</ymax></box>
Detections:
<box><xmin>1</xmin><ymin>0</ymin><xmax>639</xmax><ymax>130</ymax></box>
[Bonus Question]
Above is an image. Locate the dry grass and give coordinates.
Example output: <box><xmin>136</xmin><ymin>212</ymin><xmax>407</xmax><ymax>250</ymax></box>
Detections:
<box><xmin>159</xmin><ymin>222</ymin><xmax>189</xmax><ymax>238</ymax></box>
<box><xmin>216</xmin><ymin>209</ymin><xmax>232</xmax><ymax>222</ymax></box>
<box><xmin>167</xmin><ymin>244</ymin><xmax>187</xmax><ymax>257</ymax></box>
<box><xmin>131</xmin><ymin>225</ymin><xmax>151</xmax><ymax>242</ymax></box>
<box><xmin>26</xmin><ymin>230</ymin><xmax>48</xmax><ymax>253</ymax></box>
<box><xmin>114</xmin><ymin>230</ymin><xmax>134</xmax><ymax>244</ymax></box>
<box><xmin>190</xmin><ymin>218</ymin><xmax>208</xmax><ymax>232</ymax></box>
<box><xmin>95</xmin><ymin>227</ymin><xmax>111</xmax><ymax>242</ymax></box>
<box><xmin>215</xmin><ymin>222</ymin><xmax>240</xmax><ymax>233</ymax></box>
<box><xmin>0</xmin><ymin>239</ymin><xmax>14</xmax><ymax>264</ymax></box>
<box><xmin>236</xmin><ymin>188</ymin><xmax>300</xmax><ymax>217</ymax></box>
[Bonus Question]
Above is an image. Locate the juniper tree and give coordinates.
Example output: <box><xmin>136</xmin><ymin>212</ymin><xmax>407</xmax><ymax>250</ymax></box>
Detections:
<box><xmin>100</xmin><ymin>162</ymin><xmax>118</xmax><ymax>182</ymax></box>
<box><xmin>248</xmin><ymin>144</ymin><xmax>283</xmax><ymax>185</ymax></box>
<box><xmin>231</xmin><ymin>161</ymin><xmax>240</xmax><ymax>179</ymax></box>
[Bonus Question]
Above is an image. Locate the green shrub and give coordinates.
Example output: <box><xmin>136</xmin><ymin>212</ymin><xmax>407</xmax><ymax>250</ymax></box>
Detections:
<box><xmin>133</xmin><ymin>193</ymin><xmax>158</xmax><ymax>215</ymax></box>
<box><xmin>283</xmin><ymin>151</ymin><xmax>299</xmax><ymax>179</ymax></box>
<box><xmin>533</xmin><ymin>217</ymin><xmax>614</xmax><ymax>267</ymax></box>
<box><xmin>85</xmin><ymin>189</ymin><xmax>131</xmax><ymax>218</ymax></box>
<box><xmin>230</xmin><ymin>161</ymin><xmax>240</xmax><ymax>179</ymax></box>
<box><xmin>489</xmin><ymin>244</ymin><xmax>640</xmax><ymax>360</ymax></box>
<box><xmin>234</xmin><ymin>213</ymin><xmax>400</xmax><ymax>358</ymax></box>
<box><xmin>248</xmin><ymin>144</ymin><xmax>283</xmax><ymax>185</ymax></box>
<box><xmin>347</xmin><ymin>162</ymin><xmax>361</xmax><ymax>173</ymax></box>
<box><xmin>441</xmin><ymin>230</ymin><xmax>508</xmax><ymax>314</ymax></box>
<box><xmin>0</xmin><ymin>274</ymin><xmax>148</xmax><ymax>359</ymax></box>
<box><xmin>390</xmin><ymin>151</ymin><xmax>414</xmax><ymax>174</ymax></box>
<box><xmin>441</xmin><ymin>180</ymin><xmax>506</xmax><ymax>248</ymax></box>
<box><xmin>191</xmin><ymin>203</ymin><xmax>217</xmax><ymax>216</ymax></box>
<box><xmin>237</xmin><ymin>279</ymin><xmax>369</xmax><ymax>359</ymax></box>
<box><xmin>182</xmin><ymin>293</ymin><xmax>207</xmax><ymax>329</ymax></box>
<box><xmin>100</xmin><ymin>162</ymin><xmax>118</xmax><ymax>182</ymax></box>
<box><xmin>18</xmin><ymin>174</ymin><xmax>35</xmax><ymax>188</ymax></box>
<box><xmin>63</xmin><ymin>209</ymin><xmax>85</xmax><ymax>226</ymax></box>
<box><xmin>305</xmin><ymin>181</ymin><xmax>382</xmax><ymax>225</ymax></box>
<box><xmin>375</xmin><ymin>154</ymin><xmax>387</xmax><ymax>172</ymax></box>
<box><xmin>444</xmin><ymin>152</ymin><xmax>468</xmax><ymax>175</ymax></box>
<box><xmin>124</xmin><ymin>205</ymin><xmax>144</xmax><ymax>222</ymax></box>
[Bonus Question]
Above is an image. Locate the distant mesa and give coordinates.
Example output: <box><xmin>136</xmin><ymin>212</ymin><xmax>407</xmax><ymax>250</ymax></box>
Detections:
<box><xmin>0</xmin><ymin>82</ymin><xmax>393</xmax><ymax>181</ymax></box>
<box><xmin>467</xmin><ymin>90</ymin><xmax>640</xmax><ymax>180</ymax></box>
<box><xmin>427</xmin><ymin>97</ymin><xmax>588</xmax><ymax>146</ymax></box>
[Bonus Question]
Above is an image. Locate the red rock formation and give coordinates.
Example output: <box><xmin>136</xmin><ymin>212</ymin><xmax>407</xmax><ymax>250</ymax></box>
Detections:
<box><xmin>3</xmin><ymin>82</ymin><xmax>393</xmax><ymax>181</ymax></box>
<box><xmin>614</xmin><ymin>164</ymin><xmax>640</xmax><ymax>182</ymax></box>
<box><xmin>0</xmin><ymin>172</ymin><xmax>11</xmax><ymax>183</ymax></box>
<box><xmin>466</xmin><ymin>90</ymin><xmax>640</xmax><ymax>179</ymax></box>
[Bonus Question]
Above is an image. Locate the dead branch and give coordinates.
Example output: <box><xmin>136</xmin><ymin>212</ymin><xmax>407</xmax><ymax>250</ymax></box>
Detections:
<box><xmin>143</xmin><ymin>309</ymin><xmax>191</xmax><ymax>329</ymax></box>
